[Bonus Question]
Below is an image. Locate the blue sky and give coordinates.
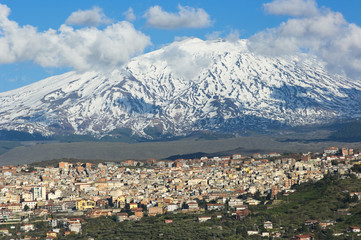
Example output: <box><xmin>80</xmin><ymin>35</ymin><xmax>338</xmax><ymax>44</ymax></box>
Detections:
<box><xmin>0</xmin><ymin>0</ymin><xmax>361</xmax><ymax>92</ymax></box>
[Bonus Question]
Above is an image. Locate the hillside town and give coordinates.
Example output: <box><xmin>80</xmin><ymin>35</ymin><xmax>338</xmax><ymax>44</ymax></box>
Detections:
<box><xmin>0</xmin><ymin>146</ymin><xmax>361</xmax><ymax>239</ymax></box>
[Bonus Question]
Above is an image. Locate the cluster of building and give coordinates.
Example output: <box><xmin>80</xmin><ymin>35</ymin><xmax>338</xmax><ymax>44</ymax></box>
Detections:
<box><xmin>0</xmin><ymin>146</ymin><xmax>360</xmax><ymax>238</ymax></box>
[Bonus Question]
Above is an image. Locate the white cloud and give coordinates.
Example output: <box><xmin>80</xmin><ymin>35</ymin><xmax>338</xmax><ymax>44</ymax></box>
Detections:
<box><xmin>66</xmin><ymin>6</ymin><xmax>112</xmax><ymax>26</ymax></box>
<box><xmin>123</xmin><ymin>7</ymin><xmax>136</xmax><ymax>22</ymax></box>
<box><xmin>144</xmin><ymin>5</ymin><xmax>211</xmax><ymax>29</ymax></box>
<box><xmin>0</xmin><ymin>4</ymin><xmax>151</xmax><ymax>72</ymax></box>
<box><xmin>205</xmin><ymin>31</ymin><xmax>223</xmax><ymax>40</ymax></box>
<box><xmin>159</xmin><ymin>39</ymin><xmax>211</xmax><ymax>79</ymax></box>
<box><xmin>249</xmin><ymin>0</ymin><xmax>361</xmax><ymax>79</ymax></box>
<box><xmin>264</xmin><ymin>0</ymin><xmax>319</xmax><ymax>17</ymax></box>
<box><xmin>225</xmin><ymin>30</ymin><xmax>240</xmax><ymax>43</ymax></box>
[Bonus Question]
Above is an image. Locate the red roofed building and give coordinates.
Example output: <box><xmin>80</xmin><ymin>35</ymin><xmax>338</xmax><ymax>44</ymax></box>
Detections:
<box><xmin>292</xmin><ymin>234</ymin><xmax>314</xmax><ymax>240</ymax></box>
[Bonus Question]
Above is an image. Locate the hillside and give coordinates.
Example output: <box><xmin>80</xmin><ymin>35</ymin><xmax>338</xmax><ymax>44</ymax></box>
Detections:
<box><xmin>1</xmin><ymin>38</ymin><xmax>361</xmax><ymax>139</ymax></box>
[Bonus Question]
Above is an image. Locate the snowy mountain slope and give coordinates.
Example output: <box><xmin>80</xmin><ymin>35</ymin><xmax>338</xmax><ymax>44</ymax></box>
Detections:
<box><xmin>1</xmin><ymin>38</ymin><xmax>361</xmax><ymax>138</ymax></box>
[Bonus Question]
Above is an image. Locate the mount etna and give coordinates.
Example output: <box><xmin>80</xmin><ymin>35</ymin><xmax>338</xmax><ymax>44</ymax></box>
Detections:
<box><xmin>1</xmin><ymin>38</ymin><xmax>361</xmax><ymax>140</ymax></box>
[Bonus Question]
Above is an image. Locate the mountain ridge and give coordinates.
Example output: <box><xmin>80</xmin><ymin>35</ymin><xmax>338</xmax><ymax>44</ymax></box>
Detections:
<box><xmin>1</xmin><ymin>38</ymin><xmax>361</xmax><ymax>139</ymax></box>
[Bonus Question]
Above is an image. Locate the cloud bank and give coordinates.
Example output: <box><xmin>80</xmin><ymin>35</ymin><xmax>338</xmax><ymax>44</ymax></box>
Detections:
<box><xmin>66</xmin><ymin>6</ymin><xmax>112</xmax><ymax>26</ymax></box>
<box><xmin>0</xmin><ymin>4</ymin><xmax>151</xmax><ymax>72</ymax></box>
<box><xmin>162</xmin><ymin>43</ymin><xmax>211</xmax><ymax>80</ymax></box>
<box><xmin>264</xmin><ymin>0</ymin><xmax>318</xmax><ymax>17</ymax></box>
<box><xmin>144</xmin><ymin>5</ymin><xmax>211</xmax><ymax>29</ymax></box>
<box><xmin>248</xmin><ymin>0</ymin><xmax>361</xmax><ymax>79</ymax></box>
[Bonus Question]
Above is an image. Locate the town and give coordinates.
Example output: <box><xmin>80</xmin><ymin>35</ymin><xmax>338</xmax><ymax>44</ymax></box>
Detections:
<box><xmin>0</xmin><ymin>146</ymin><xmax>361</xmax><ymax>239</ymax></box>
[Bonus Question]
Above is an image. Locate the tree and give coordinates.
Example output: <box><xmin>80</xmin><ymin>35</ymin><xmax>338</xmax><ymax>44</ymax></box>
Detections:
<box><xmin>24</xmin><ymin>204</ymin><xmax>30</xmax><ymax>211</ymax></box>
<box><xmin>351</xmin><ymin>164</ymin><xmax>361</xmax><ymax>173</ymax></box>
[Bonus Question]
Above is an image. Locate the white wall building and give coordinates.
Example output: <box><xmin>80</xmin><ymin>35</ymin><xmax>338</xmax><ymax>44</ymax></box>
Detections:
<box><xmin>32</xmin><ymin>186</ymin><xmax>46</xmax><ymax>201</ymax></box>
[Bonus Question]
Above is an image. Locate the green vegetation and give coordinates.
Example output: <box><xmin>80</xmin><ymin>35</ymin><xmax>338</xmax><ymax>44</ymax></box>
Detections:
<box><xmin>84</xmin><ymin>214</ymin><xmax>250</xmax><ymax>240</ymax></box>
<box><xmin>351</xmin><ymin>164</ymin><xmax>361</xmax><ymax>173</ymax></box>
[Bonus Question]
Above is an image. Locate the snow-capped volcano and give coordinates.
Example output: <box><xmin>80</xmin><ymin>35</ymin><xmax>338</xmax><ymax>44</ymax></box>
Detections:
<box><xmin>1</xmin><ymin>38</ymin><xmax>361</xmax><ymax>139</ymax></box>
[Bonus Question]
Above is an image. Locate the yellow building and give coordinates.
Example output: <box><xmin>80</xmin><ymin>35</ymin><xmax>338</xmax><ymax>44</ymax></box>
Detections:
<box><xmin>129</xmin><ymin>203</ymin><xmax>138</xmax><ymax>209</ymax></box>
<box><xmin>46</xmin><ymin>231</ymin><xmax>57</xmax><ymax>238</ymax></box>
<box><xmin>76</xmin><ymin>199</ymin><xmax>96</xmax><ymax>210</ymax></box>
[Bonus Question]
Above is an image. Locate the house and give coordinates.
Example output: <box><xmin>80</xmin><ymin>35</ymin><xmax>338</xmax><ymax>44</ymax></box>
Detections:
<box><xmin>247</xmin><ymin>230</ymin><xmax>259</xmax><ymax>236</ymax></box>
<box><xmin>148</xmin><ymin>207</ymin><xmax>163</xmax><ymax>216</ymax></box>
<box><xmin>198</xmin><ymin>216</ymin><xmax>211</xmax><ymax>222</ymax></box>
<box><xmin>319</xmin><ymin>220</ymin><xmax>334</xmax><ymax>228</ymax></box>
<box><xmin>292</xmin><ymin>234</ymin><xmax>314</xmax><ymax>240</ymax></box>
<box><xmin>87</xmin><ymin>209</ymin><xmax>112</xmax><ymax>218</ymax></box>
<box><xmin>264</xmin><ymin>221</ymin><xmax>273</xmax><ymax>229</ymax></box>
<box><xmin>22</xmin><ymin>201</ymin><xmax>37</xmax><ymax>210</ymax></box>
<box><xmin>6</xmin><ymin>203</ymin><xmax>22</xmax><ymax>212</ymax></box>
<box><xmin>48</xmin><ymin>189</ymin><xmax>62</xmax><ymax>200</ymax></box>
<box><xmin>42</xmin><ymin>203</ymin><xmax>62</xmax><ymax>212</ymax></box>
<box><xmin>20</xmin><ymin>224</ymin><xmax>35</xmax><ymax>232</ymax></box>
<box><xmin>96</xmin><ymin>199</ymin><xmax>109</xmax><ymax>208</ymax></box>
<box><xmin>234</xmin><ymin>209</ymin><xmax>251</xmax><ymax>219</ymax></box>
<box><xmin>0</xmin><ymin>228</ymin><xmax>9</xmax><ymax>236</ymax></box>
<box><xmin>304</xmin><ymin>220</ymin><xmax>318</xmax><ymax>227</ymax></box>
<box><xmin>76</xmin><ymin>199</ymin><xmax>96</xmax><ymax>210</ymax></box>
<box><xmin>324</xmin><ymin>147</ymin><xmax>338</xmax><ymax>154</ymax></box>
<box><xmin>342</xmin><ymin>148</ymin><xmax>349</xmax><ymax>156</ymax></box>
<box><xmin>269</xmin><ymin>152</ymin><xmax>281</xmax><ymax>158</ymax></box>
<box><xmin>167</xmin><ymin>204</ymin><xmax>178</xmax><ymax>212</ymax></box>
<box><xmin>116</xmin><ymin>213</ymin><xmax>128</xmax><ymax>222</ymax></box>
<box><xmin>348</xmin><ymin>226</ymin><xmax>361</xmax><ymax>233</ymax></box>
<box><xmin>187</xmin><ymin>202</ymin><xmax>199</xmax><ymax>211</ymax></box>
<box><xmin>246</xmin><ymin>198</ymin><xmax>261</xmax><ymax>205</ymax></box>
<box><xmin>129</xmin><ymin>203</ymin><xmax>138</xmax><ymax>210</ymax></box>
<box><xmin>134</xmin><ymin>210</ymin><xmax>144</xmax><ymax>219</ymax></box>
<box><xmin>62</xmin><ymin>201</ymin><xmax>76</xmax><ymax>211</ymax></box>
<box><xmin>46</xmin><ymin>231</ymin><xmax>57</xmax><ymax>238</ymax></box>
<box><xmin>68</xmin><ymin>221</ymin><xmax>82</xmax><ymax>234</ymax></box>
<box><xmin>206</xmin><ymin>203</ymin><xmax>225</xmax><ymax>211</ymax></box>
<box><xmin>228</xmin><ymin>198</ymin><xmax>243</xmax><ymax>207</ymax></box>
<box><xmin>272</xmin><ymin>232</ymin><xmax>281</xmax><ymax>238</ymax></box>
<box><xmin>125</xmin><ymin>214</ymin><xmax>138</xmax><ymax>221</ymax></box>
<box><xmin>131</xmin><ymin>207</ymin><xmax>143</xmax><ymax>213</ymax></box>
<box><xmin>350</xmin><ymin>192</ymin><xmax>361</xmax><ymax>200</ymax></box>
<box><xmin>58</xmin><ymin>161</ymin><xmax>70</xmax><ymax>169</ymax></box>
<box><xmin>235</xmin><ymin>205</ymin><xmax>247</xmax><ymax>211</ymax></box>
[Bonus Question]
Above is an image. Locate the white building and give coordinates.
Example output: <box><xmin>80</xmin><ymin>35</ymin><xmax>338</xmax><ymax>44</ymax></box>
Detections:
<box><xmin>22</xmin><ymin>201</ymin><xmax>37</xmax><ymax>210</ymax></box>
<box><xmin>22</xmin><ymin>192</ymin><xmax>34</xmax><ymax>202</ymax></box>
<box><xmin>167</xmin><ymin>204</ymin><xmax>179</xmax><ymax>212</ymax></box>
<box><xmin>48</xmin><ymin>189</ymin><xmax>62</xmax><ymax>200</ymax></box>
<box><xmin>20</xmin><ymin>224</ymin><xmax>35</xmax><ymax>232</ymax></box>
<box><xmin>32</xmin><ymin>186</ymin><xmax>46</xmax><ymax>201</ymax></box>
